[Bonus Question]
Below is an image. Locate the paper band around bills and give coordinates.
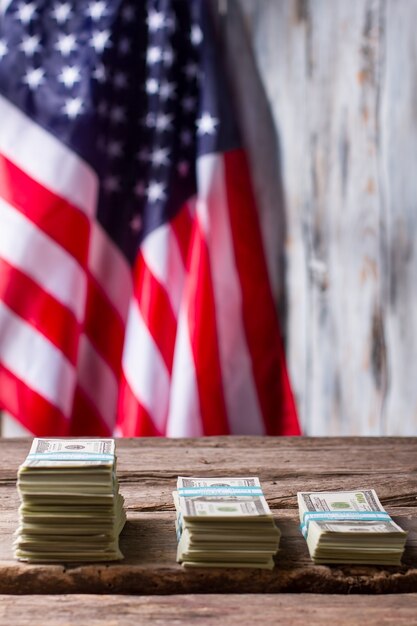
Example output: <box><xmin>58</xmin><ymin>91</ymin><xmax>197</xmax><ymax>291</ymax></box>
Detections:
<box><xmin>178</xmin><ymin>486</ymin><xmax>264</xmax><ymax>497</ymax></box>
<box><xmin>27</xmin><ymin>453</ymin><xmax>115</xmax><ymax>462</ymax></box>
<box><xmin>300</xmin><ymin>510</ymin><xmax>392</xmax><ymax>538</ymax></box>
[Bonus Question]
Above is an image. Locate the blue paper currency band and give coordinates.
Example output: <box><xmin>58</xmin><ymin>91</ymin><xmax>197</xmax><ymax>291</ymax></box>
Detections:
<box><xmin>178</xmin><ymin>487</ymin><xmax>264</xmax><ymax>496</ymax></box>
<box><xmin>300</xmin><ymin>510</ymin><xmax>392</xmax><ymax>538</ymax></box>
<box><xmin>27</xmin><ymin>453</ymin><xmax>114</xmax><ymax>461</ymax></box>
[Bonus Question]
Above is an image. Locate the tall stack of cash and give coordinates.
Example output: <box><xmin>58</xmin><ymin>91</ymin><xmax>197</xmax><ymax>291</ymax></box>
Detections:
<box><xmin>173</xmin><ymin>477</ymin><xmax>280</xmax><ymax>569</ymax></box>
<box><xmin>298</xmin><ymin>489</ymin><xmax>408</xmax><ymax>565</ymax></box>
<box><xmin>14</xmin><ymin>438</ymin><xmax>126</xmax><ymax>562</ymax></box>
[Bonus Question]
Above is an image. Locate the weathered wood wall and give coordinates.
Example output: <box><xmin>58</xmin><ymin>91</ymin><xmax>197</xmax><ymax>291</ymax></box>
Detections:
<box><xmin>2</xmin><ymin>1</ymin><xmax>417</xmax><ymax>438</ymax></box>
<box><xmin>233</xmin><ymin>0</ymin><xmax>417</xmax><ymax>435</ymax></box>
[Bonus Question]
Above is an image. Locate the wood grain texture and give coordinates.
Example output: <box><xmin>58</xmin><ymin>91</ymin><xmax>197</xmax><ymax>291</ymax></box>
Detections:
<box><xmin>1</xmin><ymin>594</ymin><xmax>417</xmax><ymax>626</ymax></box>
<box><xmin>0</xmin><ymin>438</ymin><xmax>416</xmax><ymax>595</ymax></box>
<box><xmin>235</xmin><ymin>0</ymin><xmax>417</xmax><ymax>435</ymax></box>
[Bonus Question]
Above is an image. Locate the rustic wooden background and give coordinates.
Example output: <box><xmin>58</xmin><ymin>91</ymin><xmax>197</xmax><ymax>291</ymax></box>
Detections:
<box><xmin>225</xmin><ymin>0</ymin><xmax>417</xmax><ymax>436</ymax></box>
<box><xmin>2</xmin><ymin>0</ymin><xmax>417</xmax><ymax>438</ymax></box>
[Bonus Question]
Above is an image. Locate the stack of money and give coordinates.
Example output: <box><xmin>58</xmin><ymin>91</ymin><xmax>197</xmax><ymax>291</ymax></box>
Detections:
<box><xmin>14</xmin><ymin>438</ymin><xmax>126</xmax><ymax>562</ymax></box>
<box><xmin>298</xmin><ymin>489</ymin><xmax>408</xmax><ymax>565</ymax></box>
<box><xmin>173</xmin><ymin>476</ymin><xmax>280</xmax><ymax>569</ymax></box>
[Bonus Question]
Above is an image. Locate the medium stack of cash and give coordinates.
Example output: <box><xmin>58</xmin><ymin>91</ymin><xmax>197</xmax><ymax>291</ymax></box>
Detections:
<box><xmin>298</xmin><ymin>489</ymin><xmax>408</xmax><ymax>565</ymax></box>
<box><xmin>14</xmin><ymin>438</ymin><xmax>126</xmax><ymax>562</ymax></box>
<box><xmin>173</xmin><ymin>477</ymin><xmax>280</xmax><ymax>569</ymax></box>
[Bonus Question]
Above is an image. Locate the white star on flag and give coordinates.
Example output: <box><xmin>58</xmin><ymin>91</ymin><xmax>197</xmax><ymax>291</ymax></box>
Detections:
<box><xmin>151</xmin><ymin>147</ymin><xmax>170</xmax><ymax>167</ymax></box>
<box><xmin>58</xmin><ymin>66</ymin><xmax>81</xmax><ymax>88</ymax></box>
<box><xmin>109</xmin><ymin>106</ymin><xmax>126</xmax><ymax>123</ymax></box>
<box><xmin>87</xmin><ymin>1</ymin><xmax>107</xmax><ymax>20</ymax></box>
<box><xmin>191</xmin><ymin>25</ymin><xmax>203</xmax><ymax>46</ymax></box>
<box><xmin>146</xmin><ymin>78</ymin><xmax>159</xmax><ymax>95</ymax></box>
<box><xmin>51</xmin><ymin>2</ymin><xmax>72</xmax><ymax>23</ymax></box>
<box><xmin>159</xmin><ymin>81</ymin><xmax>175</xmax><ymax>100</ymax></box>
<box><xmin>147</xmin><ymin>9</ymin><xmax>165</xmax><ymax>32</ymax></box>
<box><xmin>103</xmin><ymin>176</ymin><xmax>120</xmax><ymax>193</ymax></box>
<box><xmin>130</xmin><ymin>214</ymin><xmax>142</xmax><ymax>232</ymax></box>
<box><xmin>146</xmin><ymin>181</ymin><xmax>166</xmax><ymax>203</ymax></box>
<box><xmin>55</xmin><ymin>33</ymin><xmax>77</xmax><ymax>56</ymax></box>
<box><xmin>63</xmin><ymin>97</ymin><xmax>83</xmax><ymax>119</ymax></box>
<box><xmin>155</xmin><ymin>113</ymin><xmax>173</xmax><ymax>132</ymax></box>
<box><xmin>113</xmin><ymin>71</ymin><xmax>128</xmax><ymax>89</ymax></box>
<box><xmin>182</xmin><ymin>96</ymin><xmax>196</xmax><ymax>112</ymax></box>
<box><xmin>137</xmin><ymin>147</ymin><xmax>151</xmax><ymax>162</ymax></box>
<box><xmin>118</xmin><ymin>37</ymin><xmax>131</xmax><ymax>55</ymax></box>
<box><xmin>142</xmin><ymin>112</ymin><xmax>156</xmax><ymax>128</ymax></box>
<box><xmin>107</xmin><ymin>141</ymin><xmax>123</xmax><ymax>158</ymax></box>
<box><xmin>177</xmin><ymin>161</ymin><xmax>190</xmax><ymax>177</ymax></box>
<box><xmin>163</xmin><ymin>47</ymin><xmax>174</xmax><ymax>66</ymax></box>
<box><xmin>23</xmin><ymin>67</ymin><xmax>44</xmax><ymax>89</ymax></box>
<box><xmin>93</xmin><ymin>64</ymin><xmax>106</xmax><ymax>83</ymax></box>
<box><xmin>134</xmin><ymin>181</ymin><xmax>146</xmax><ymax>197</ymax></box>
<box><xmin>121</xmin><ymin>4</ymin><xmax>135</xmax><ymax>23</ymax></box>
<box><xmin>180</xmin><ymin>129</ymin><xmax>193</xmax><ymax>145</ymax></box>
<box><xmin>146</xmin><ymin>46</ymin><xmax>162</xmax><ymax>64</ymax></box>
<box><xmin>196</xmin><ymin>112</ymin><xmax>219</xmax><ymax>135</ymax></box>
<box><xmin>19</xmin><ymin>34</ymin><xmax>41</xmax><ymax>56</ymax></box>
<box><xmin>184</xmin><ymin>62</ymin><xmax>199</xmax><ymax>79</ymax></box>
<box><xmin>97</xmin><ymin>101</ymin><xmax>108</xmax><ymax>117</ymax></box>
<box><xmin>16</xmin><ymin>2</ymin><xmax>37</xmax><ymax>24</ymax></box>
<box><xmin>91</xmin><ymin>30</ymin><xmax>111</xmax><ymax>53</ymax></box>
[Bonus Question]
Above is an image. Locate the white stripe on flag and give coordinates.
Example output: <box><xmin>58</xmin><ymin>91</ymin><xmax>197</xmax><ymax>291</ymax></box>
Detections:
<box><xmin>141</xmin><ymin>224</ymin><xmax>186</xmax><ymax>314</ymax></box>
<box><xmin>88</xmin><ymin>222</ymin><xmax>132</xmax><ymax>323</ymax></box>
<box><xmin>0</xmin><ymin>301</ymin><xmax>75</xmax><ymax>416</ymax></box>
<box><xmin>77</xmin><ymin>335</ymin><xmax>119</xmax><ymax>431</ymax></box>
<box><xmin>0</xmin><ymin>95</ymin><xmax>98</xmax><ymax>218</ymax></box>
<box><xmin>166</xmin><ymin>306</ymin><xmax>203</xmax><ymax>437</ymax></box>
<box><xmin>122</xmin><ymin>299</ymin><xmax>170</xmax><ymax>433</ymax></box>
<box><xmin>196</xmin><ymin>153</ymin><xmax>265</xmax><ymax>435</ymax></box>
<box><xmin>0</xmin><ymin>197</ymin><xmax>87</xmax><ymax>323</ymax></box>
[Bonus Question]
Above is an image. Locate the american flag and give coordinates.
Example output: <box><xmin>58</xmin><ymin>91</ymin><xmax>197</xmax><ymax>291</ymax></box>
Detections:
<box><xmin>0</xmin><ymin>0</ymin><xmax>300</xmax><ymax>437</ymax></box>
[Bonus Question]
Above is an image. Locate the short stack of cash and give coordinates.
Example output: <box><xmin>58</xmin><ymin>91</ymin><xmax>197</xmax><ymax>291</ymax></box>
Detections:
<box><xmin>298</xmin><ymin>489</ymin><xmax>408</xmax><ymax>565</ymax></box>
<box><xmin>173</xmin><ymin>477</ymin><xmax>280</xmax><ymax>569</ymax></box>
<box><xmin>14</xmin><ymin>438</ymin><xmax>126</xmax><ymax>562</ymax></box>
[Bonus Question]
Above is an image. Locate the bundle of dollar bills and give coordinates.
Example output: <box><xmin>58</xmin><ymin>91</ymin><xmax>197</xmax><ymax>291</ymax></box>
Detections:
<box><xmin>14</xmin><ymin>438</ymin><xmax>126</xmax><ymax>562</ymax></box>
<box><xmin>298</xmin><ymin>489</ymin><xmax>408</xmax><ymax>565</ymax></box>
<box><xmin>173</xmin><ymin>477</ymin><xmax>280</xmax><ymax>569</ymax></box>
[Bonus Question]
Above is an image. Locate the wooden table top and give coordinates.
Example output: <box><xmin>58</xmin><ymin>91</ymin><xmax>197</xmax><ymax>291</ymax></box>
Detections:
<box><xmin>0</xmin><ymin>436</ymin><xmax>416</xmax><ymax>599</ymax></box>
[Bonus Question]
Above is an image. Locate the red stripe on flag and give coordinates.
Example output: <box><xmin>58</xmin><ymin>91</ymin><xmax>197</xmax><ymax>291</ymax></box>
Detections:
<box><xmin>0</xmin><ymin>362</ymin><xmax>68</xmax><ymax>436</ymax></box>
<box><xmin>0</xmin><ymin>154</ymin><xmax>90</xmax><ymax>267</ymax></box>
<box><xmin>70</xmin><ymin>386</ymin><xmax>112</xmax><ymax>436</ymax></box>
<box><xmin>186</xmin><ymin>219</ymin><xmax>230</xmax><ymax>435</ymax></box>
<box><xmin>84</xmin><ymin>275</ymin><xmax>125</xmax><ymax>377</ymax></box>
<box><xmin>0</xmin><ymin>257</ymin><xmax>80</xmax><ymax>365</ymax></box>
<box><xmin>171</xmin><ymin>201</ymin><xmax>193</xmax><ymax>266</ymax></box>
<box><xmin>118</xmin><ymin>372</ymin><xmax>162</xmax><ymax>436</ymax></box>
<box><xmin>133</xmin><ymin>253</ymin><xmax>176</xmax><ymax>373</ymax></box>
<box><xmin>224</xmin><ymin>149</ymin><xmax>300</xmax><ymax>435</ymax></box>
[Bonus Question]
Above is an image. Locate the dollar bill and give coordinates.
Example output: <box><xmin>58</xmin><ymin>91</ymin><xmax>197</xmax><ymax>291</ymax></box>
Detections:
<box><xmin>174</xmin><ymin>476</ymin><xmax>280</xmax><ymax>569</ymax></box>
<box><xmin>14</xmin><ymin>438</ymin><xmax>126</xmax><ymax>563</ymax></box>
<box><xmin>298</xmin><ymin>489</ymin><xmax>408</xmax><ymax>565</ymax></box>
<box><xmin>177</xmin><ymin>476</ymin><xmax>273</xmax><ymax>520</ymax></box>
<box><xmin>19</xmin><ymin>438</ymin><xmax>115</xmax><ymax>468</ymax></box>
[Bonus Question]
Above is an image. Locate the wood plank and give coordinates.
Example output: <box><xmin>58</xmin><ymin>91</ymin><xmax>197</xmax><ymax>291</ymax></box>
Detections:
<box><xmin>236</xmin><ymin>0</ymin><xmax>417</xmax><ymax>436</ymax></box>
<box><xmin>1</xmin><ymin>594</ymin><xmax>417</xmax><ymax>626</ymax></box>
<box><xmin>0</xmin><ymin>438</ymin><xmax>416</xmax><ymax>594</ymax></box>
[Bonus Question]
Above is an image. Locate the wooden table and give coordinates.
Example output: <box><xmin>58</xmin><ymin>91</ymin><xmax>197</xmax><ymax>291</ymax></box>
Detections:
<box><xmin>0</xmin><ymin>437</ymin><xmax>416</xmax><ymax>624</ymax></box>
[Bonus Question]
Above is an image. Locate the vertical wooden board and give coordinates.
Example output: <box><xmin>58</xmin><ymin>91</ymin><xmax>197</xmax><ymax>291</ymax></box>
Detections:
<box><xmin>308</xmin><ymin>0</ymin><xmax>387</xmax><ymax>435</ymax></box>
<box><xmin>237</xmin><ymin>0</ymin><xmax>389</xmax><ymax>434</ymax></box>
<box><xmin>381</xmin><ymin>0</ymin><xmax>417</xmax><ymax>434</ymax></box>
